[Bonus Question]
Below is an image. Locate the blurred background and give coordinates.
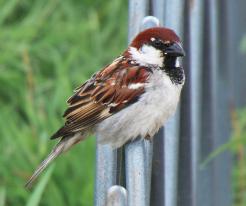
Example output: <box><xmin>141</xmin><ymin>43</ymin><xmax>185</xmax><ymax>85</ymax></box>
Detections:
<box><xmin>0</xmin><ymin>0</ymin><xmax>246</xmax><ymax>206</ymax></box>
<box><xmin>0</xmin><ymin>0</ymin><xmax>127</xmax><ymax>205</ymax></box>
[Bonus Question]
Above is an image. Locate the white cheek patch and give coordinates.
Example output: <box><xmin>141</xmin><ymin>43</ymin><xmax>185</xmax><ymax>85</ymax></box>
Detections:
<box><xmin>129</xmin><ymin>45</ymin><xmax>164</xmax><ymax>67</ymax></box>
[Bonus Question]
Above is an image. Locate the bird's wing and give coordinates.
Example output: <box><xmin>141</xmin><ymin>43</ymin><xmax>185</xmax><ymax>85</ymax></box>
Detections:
<box><xmin>51</xmin><ymin>57</ymin><xmax>152</xmax><ymax>139</ymax></box>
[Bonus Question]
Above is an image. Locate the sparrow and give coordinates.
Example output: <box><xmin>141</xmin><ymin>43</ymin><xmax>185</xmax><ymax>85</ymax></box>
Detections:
<box><xmin>25</xmin><ymin>27</ymin><xmax>185</xmax><ymax>188</ymax></box>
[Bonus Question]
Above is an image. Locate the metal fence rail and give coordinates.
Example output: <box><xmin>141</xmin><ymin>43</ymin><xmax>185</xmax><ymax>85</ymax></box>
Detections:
<box><xmin>94</xmin><ymin>0</ymin><xmax>246</xmax><ymax>205</ymax></box>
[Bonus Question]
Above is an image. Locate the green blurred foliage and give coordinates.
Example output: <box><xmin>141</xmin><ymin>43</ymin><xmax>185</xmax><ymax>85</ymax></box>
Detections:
<box><xmin>0</xmin><ymin>0</ymin><xmax>127</xmax><ymax>205</ymax></box>
<box><xmin>231</xmin><ymin>108</ymin><xmax>246</xmax><ymax>206</ymax></box>
<box><xmin>233</xmin><ymin>36</ymin><xmax>246</xmax><ymax>206</ymax></box>
<box><xmin>201</xmin><ymin>108</ymin><xmax>246</xmax><ymax>206</ymax></box>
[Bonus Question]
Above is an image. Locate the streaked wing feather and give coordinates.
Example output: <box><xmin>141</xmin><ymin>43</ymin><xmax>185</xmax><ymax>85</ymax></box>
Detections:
<box><xmin>51</xmin><ymin>56</ymin><xmax>151</xmax><ymax>139</ymax></box>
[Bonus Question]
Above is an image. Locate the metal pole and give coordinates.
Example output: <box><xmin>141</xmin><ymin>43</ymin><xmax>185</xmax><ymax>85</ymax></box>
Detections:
<box><xmin>94</xmin><ymin>142</ymin><xmax>117</xmax><ymax>206</ymax></box>
<box><xmin>176</xmin><ymin>1</ymin><xmax>204</xmax><ymax>206</ymax></box>
<box><xmin>196</xmin><ymin>1</ymin><xmax>218</xmax><ymax>206</ymax></box>
<box><xmin>176</xmin><ymin>1</ymin><xmax>193</xmax><ymax>205</ymax></box>
<box><xmin>125</xmin><ymin>1</ymin><xmax>148</xmax><ymax>206</ymax></box>
<box><xmin>125</xmin><ymin>140</ymin><xmax>148</xmax><ymax>206</ymax></box>
<box><xmin>188</xmin><ymin>1</ymin><xmax>203</xmax><ymax>206</ymax></box>
<box><xmin>152</xmin><ymin>0</ymin><xmax>165</xmax><ymax>25</ymax></box>
<box><xmin>125</xmin><ymin>13</ymin><xmax>160</xmax><ymax>206</ymax></box>
<box><xmin>209</xmin><ymin>1</ymin><xmax>236</xmax><ymax>205</ymax></box>
<box><xmin>128</xmin><ymin>0</ymin><xmax>147</xmax><ymax>41</ymax></box>
<box><xmin>162</xmin><ymin>1</ymin><xmax>185</xmax><ymax>206</ymax></box>
<box><xmin>95</xmin><ymin>1</ymin><xmax>149</xmax><ymax>205</ymax></box>
<box><xmin>150</xmin><ymin>128</ymin><xmax>165</xmax><ymax>206</ymax></box>
<box><xmin>126</xmin><ymin>0</ymin><xmax>148</xmax><ymax>205</ymax></box>
<box><xmin>150</xmin><ymin>2</ymin><xmax>165</xmax><ymax>206</ymax></box>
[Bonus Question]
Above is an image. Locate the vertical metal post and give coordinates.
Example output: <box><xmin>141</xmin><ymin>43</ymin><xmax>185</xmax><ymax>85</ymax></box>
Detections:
<box><xmin>126</xmin><ymin>8</ymin><xmax>159</xmax><ymax>206</ymax></box>
<box><xmin>151</xmin><ymin>1</ymin><xmax>185</xmax><ymax>205</ymax></box>
<box><xmin>126</xmin><ymin>0</ymin><xmax>148</xmax><ymax>205</ymax></box>
<box><xmin>128</xmin><ymin>0</ymin><xmax>148</xmax><ymax>41</ymax></box>
<box><xmin>152</xmin><ymin>0</ymin><xmax>165</xmax><ymax>24</ymax></box>
<box><xmin>188</xmin><ymin>1</ymin><xmax>204</xmax><ymax>206</ymax></box>
<box><xmin>209</xmin><ymin>1</ymin><xmax>237</xmax><ymax>205</ymax></box>
<box><xmin>150</xmin><ymin>128</ymin><xmax>165</xmax><ymax>206</ymax></box>
<box><xmin>176</xmin><ymin>1</ymin><xmax>193</xmax><ymax>205</ymax></box>
<box><xmin>125</xmin><ymin>1</ymin><xmax>148</xmax><ymax>206</ymax></box>
<box><xmin>163</xmin><ymin>1</ymin><xmax>185</xmax><ymax>206</ymax></box>
<box><xmin>125</xmin><ymin>140</ymin><xmax>148</xmax><ymax>206</ymax></box>
<box><xmin>95</xmin><ymin>142</ymin><xmax>117</xmax><ymax>206</ymax></box>
<box><xmin>150</xmin><ymin>2</ymin><xmax>165</xmax><ymax>206</ymax></box>
<box><xmin>177</xmin><ymin>1</ymin><xmax>204</xmax><ymax>206</ymax></box>
<box><xmin>197</xmin><ymin>1</ymin><xmax>218</xmax><ymax>206</ymax></box>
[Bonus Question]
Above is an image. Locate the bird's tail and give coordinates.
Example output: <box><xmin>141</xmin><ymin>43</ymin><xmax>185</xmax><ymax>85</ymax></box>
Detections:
<box><xmin>25</xmin><ymin>133</ymin><xmax>84</xmax><ymax>189</ymax></box>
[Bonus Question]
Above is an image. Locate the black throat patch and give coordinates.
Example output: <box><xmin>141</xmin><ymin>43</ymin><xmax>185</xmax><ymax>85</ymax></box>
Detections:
<box><xmin>164</xmin><ymin>67</ymin><xmax>184</xmax><ymax>85</ymax></box>
<box><xmin>162</xmin><ymin>56</ymin><xmax>184</xmax><ymax>85</ymax></box>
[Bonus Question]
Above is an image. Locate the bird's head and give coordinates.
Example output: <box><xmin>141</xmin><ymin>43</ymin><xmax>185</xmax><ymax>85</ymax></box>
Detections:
<box><xmin>126</xmin><ymin>27</ymin><xmax>185</xmax><ymax>71</ymax></box>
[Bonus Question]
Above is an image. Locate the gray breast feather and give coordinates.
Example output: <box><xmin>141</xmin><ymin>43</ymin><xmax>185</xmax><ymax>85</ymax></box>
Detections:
<box><xmin>96</xmin><ymin>69</ymin><xmax>183</xmax><ymax>148</ymax></box>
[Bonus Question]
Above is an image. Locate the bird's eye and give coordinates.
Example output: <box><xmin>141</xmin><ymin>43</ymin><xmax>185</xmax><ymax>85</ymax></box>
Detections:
<box><xmin>153</xmin><ymin>39</ymin><xmax>163</xmax><ymax>47</ymax></box>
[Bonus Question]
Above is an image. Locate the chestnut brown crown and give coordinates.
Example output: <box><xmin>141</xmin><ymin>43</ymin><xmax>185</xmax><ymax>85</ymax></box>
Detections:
<box><xmin>130</xmin><ymin>27</ymin><xmax>181</xmax><ymax>49</ymax></box>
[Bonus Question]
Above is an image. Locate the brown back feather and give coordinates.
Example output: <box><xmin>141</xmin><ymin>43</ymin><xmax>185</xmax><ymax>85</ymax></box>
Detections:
<box><xmin>51</xmin><ymin>56</ymin><xmax>152</xmax><ymax>139</ymax></box>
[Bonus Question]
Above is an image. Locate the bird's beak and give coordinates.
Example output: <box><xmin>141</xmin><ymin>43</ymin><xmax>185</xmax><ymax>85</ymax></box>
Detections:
<box><xmin>164</xmin><ymin>43</ymin><xmax>185</xmax><ymax>57</ymax></box>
